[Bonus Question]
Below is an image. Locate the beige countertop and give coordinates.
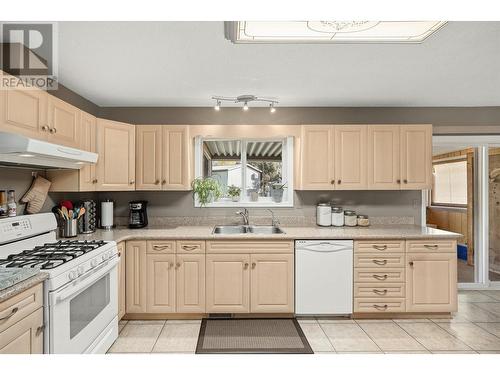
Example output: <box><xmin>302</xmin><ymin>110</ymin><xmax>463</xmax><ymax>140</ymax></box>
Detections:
<box><xmin>0</xmin><ymin>272</ymin><xmax>48</xmax><ymax>303</ymax></box>
<box><xmin>72</xmin><ymin>224</ymin><xmax>462</xmax><ymax>243</ymax></box>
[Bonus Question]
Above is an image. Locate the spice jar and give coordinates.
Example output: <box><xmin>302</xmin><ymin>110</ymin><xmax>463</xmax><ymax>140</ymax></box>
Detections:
<box><xmin>357</xmin><ymin>214</ymin><xmax>370</xmax><ymax>227</ymax></box>
<box><xmin>7</xmin><ymin>190</ymin><xmax>16</xmax><ymax>217</ymax></box>
<box><xmin>0</xmin><ymin>190</ymin><xmax>7</xmax><ymax>218</ymax></box>
<box><xmin>331</xmin><ymin>207</ymin><xmax>344</xmax><ymax>227</ymax></box>
<box><xmin>344</xmin><ymin>210</ymin><xmax>357</xmax><ymax>227</ymax></box>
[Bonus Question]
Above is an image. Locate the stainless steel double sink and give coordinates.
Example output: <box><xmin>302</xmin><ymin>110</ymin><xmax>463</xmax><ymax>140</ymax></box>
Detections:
<box><xmin>212</xmin><ymin>225</ymin><xmax>285</xmax><ymax>235</ymax></box>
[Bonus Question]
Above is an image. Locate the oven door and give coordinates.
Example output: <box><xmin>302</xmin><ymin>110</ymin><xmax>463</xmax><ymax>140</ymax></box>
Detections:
<box><xmin>48</xmin><ymin>256</ymin><xmax>119</xmax><ymax>353</ymax></box>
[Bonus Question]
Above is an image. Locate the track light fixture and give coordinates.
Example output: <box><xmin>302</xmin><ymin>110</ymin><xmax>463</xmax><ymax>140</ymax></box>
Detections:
<box><xmin>211</xmin><ymin>94</ymin><xmax>278</xmax><ymax>112</ymax></box>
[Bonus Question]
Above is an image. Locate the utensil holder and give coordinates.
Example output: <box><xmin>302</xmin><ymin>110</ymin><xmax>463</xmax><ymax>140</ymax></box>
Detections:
<box><xmin>62</xmin><ymin>219</ymin><xmax>78</xmax><ymax>238</ymax></box>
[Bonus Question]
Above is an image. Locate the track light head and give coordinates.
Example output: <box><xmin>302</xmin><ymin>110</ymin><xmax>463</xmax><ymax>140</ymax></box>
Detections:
<box><xmin>243</xmin><ymin>102</ymin><xmax>249</xmax><ymax>111</ymax></box>
<box><xmin>214</xmin><ymin>100</ymin><xmax>221</xmax><ymax>111</ymax></box>
<box><xmin>270</xmin><ymin>103</ymin><xmax>276</xmax><ymax>113</ymax></box>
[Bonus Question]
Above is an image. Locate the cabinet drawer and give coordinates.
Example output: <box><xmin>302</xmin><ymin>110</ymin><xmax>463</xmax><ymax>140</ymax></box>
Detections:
<box><xmin>147</xmin><ymin>240</ymin><xmax>175</xmax><ymax>254</ymax></box>
<box><xmin>354</xmin><ymin>268</ymin><xmax>405</xmax><ymax>283</ymax></box>
<box><xmin>354</xmin><ymin>298</ymin><xmax>406</xmax><ymax>313</ymax></box>
<box><xmin>206</xmin><ymin>241</ymin><xmax>293</xmax><ymax>254</ymax></box>
<box><xmin>354</xmin><ymin>283</ymin><xmax>405</xmax><ymax>298</ymax></box>
<box><xmin>406</xmin><ymin>240</ymin><xmax>456</xmax><ymax>254</ymax></box>
<box><xmin>354</xmin><ymin>253</ymin><xmax>405</xmax><ymax>268</ymax></box>
<box><xmin>354</xmin><ymin>240</ymin><xmax>404</xmax><ymax>254</ymax></box>
<box><xmin>0</xmin><ymin>283</ymin><xmax>43</xmax><ymax>334</ymax></box>
<box><xmin>0</xmin><ymin>307</ymin><xmax>43</xmax><ymax>353</ymax></box>
<box><xmin>176</xmin><ymin>240</ymin><xmax>205</xmax><ymax>254</ymax></box>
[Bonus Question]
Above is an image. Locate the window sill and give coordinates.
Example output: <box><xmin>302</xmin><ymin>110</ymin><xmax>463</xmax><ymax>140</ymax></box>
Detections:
<box><xmin>195</xmin><ymin>199</ymin><xmax>294</xmax><ymax>208</ymax></box>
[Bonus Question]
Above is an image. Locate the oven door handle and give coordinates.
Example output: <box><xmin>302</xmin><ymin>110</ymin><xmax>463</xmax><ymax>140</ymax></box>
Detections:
<box><xmin>50</xmin><ymin>256</ymin><xmax>119</xmax><ymax>305</ymax></box>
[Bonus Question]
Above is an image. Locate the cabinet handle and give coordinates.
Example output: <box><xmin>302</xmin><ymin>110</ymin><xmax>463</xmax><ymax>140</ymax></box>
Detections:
<box><xmin>155</xmin><ymin>180</ymin><xmax>160</xmax><ymax>185</ymax></box>
<box><xmin>372</xmin><ymin>274</ymin><xmax>388</xmax><ymax>280</ymax></box>
<box><xmin>397</xmin><ymin>179</ymin><xmax>401</xmax><ymax>184</ymax></box>
<box><xmin>424</xmin><ymin>244</ymin><xmax>439</xmax><ymax>250</ymax></box>
<box><xmin>41</xmin><ymin>125</ymin><xmax>49</xmax><ymax>132</ymax></box>
<box><xmin>169</xmin><ymin>263</ymin><xmax>174</xmax><ymax>269</ymax></box>
<box><xmin>373</xmin><ymin>304</ymin><xmax>388</xmax><ymax>310</ymax></box>
<box><xmin>372</xmin><ymin>245</ymin><xmax>388</xmax><ymax>251</ymax></box>
<box><xmin>92</xmin><ymin>179</ymin><xmax>98</xmax><ymax>184</ymax></box>
<box><xmin>176</xmin><ymin>262</ymin><xmax>181</xmax><ymax>269</ymax></box>
<box><xmin>49</xmin><ymin>127</ymin><xmax>57</xmax><ymax>134</ymax></box>
<box><xmin>162</xmin><ymin>180</ymin><xmax>167</xmax><ymax>185</ymax></box>
<box><xmin>372</xmin><ymin>259</ymin><xmax>387</xmax><ymax>265</ymax></box>
<box><xmin>373</xmin><ymin>289</ymin><xmax>388</xmax><ymax>295</ymax></box>
<box><xmin>0</xmin><ymin>307</ymin><xmax>18</xmax><ymax>321</ymax></box>
<box><xmin>36</xmin><ymin>325</ymin><xmax>45</xmax><ymax>336</ymax></box>
<box><xmin>153</xmin><ymin>245</ymin><xmax>170</xmax><ymax>251</ymax></box>
<box><xmin>330</xmin><ymin>180</ymin><xmax>335</xmax><ymax>185</ymax></box>
<box><xmin>409</xmin><ymin>261</ymin><xmax>414</xmax><ymax>266</ymax></box>
<box><xmin>181</xmin><ymin>245</ymin><xmax>198</xmax><ymax>251</ymax></box>
<box><xmin>338</xmin><ymin>180</ymin><xmax>341</xmax><ymax>184</ymax></box>
<box><xmin>403</xmin><ymin>179</ymin><xmax>408</xmax><ymax>184</ymax></box>
<box><xmin>251</xmin><ymin>262</ymin><xmax>256</xmax><ymax>269</ymax></box>
<box><xmin>129</xmin><ymin>180</ymin><xmax>135</xmax><ymax>185</ymax></box>
<box><xmin>243</xmin><ymin>262</ymin><xmax>249</xmax><ymax>269</ymax></box>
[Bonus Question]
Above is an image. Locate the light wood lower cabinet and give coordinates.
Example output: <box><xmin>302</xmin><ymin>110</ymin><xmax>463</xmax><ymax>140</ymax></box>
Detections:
<box><xmin>125</xmin><ymin>241</ymin><xmax>147</xmax><ymax>313</ymax></box>
<box><xmin>146</xmin><ymin>253</ymin><xmax>176</xmax><ymax>313</ymax></box>
<box><xmin>206</xmin><ymin>254</ymin><xmax>250</xmax><ymax>313</ymax></box>
<box><xmin>117</xmin><ymin>242</ymin><xmax>126</xmax><ymax>320</ymax></box>
<box><xmin>176</xmin><ymin>254</ymin><xmax>205</xmax><ymax>313</ymax></box>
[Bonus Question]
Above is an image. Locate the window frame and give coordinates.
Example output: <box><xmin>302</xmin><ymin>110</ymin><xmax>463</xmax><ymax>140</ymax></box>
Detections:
<box><xmin>431</xmin><ymin>157</ymin><xmax>468</xmax><ymax>208</ymax></box>
<box><xmin>194</xmin><ymin>136</ymin><xmax>294</xmax><ymax>208</ymax></box>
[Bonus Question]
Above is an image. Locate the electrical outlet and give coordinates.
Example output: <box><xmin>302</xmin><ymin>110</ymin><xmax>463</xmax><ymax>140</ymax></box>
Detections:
<box><xmin>413</xmin><ymin>199</ymin><xmax>419</xmax><ymax>209</ymax></box>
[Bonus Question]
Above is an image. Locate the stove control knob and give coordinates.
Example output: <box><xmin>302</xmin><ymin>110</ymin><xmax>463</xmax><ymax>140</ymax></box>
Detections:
<box><xmin>77</xmin><ymin>266</ymin><xmax>85</xmax><ymax>275</ymax></box>
<box><xmin>102</xmin><ymin>253</ymin><xmax>109</xmax><ymax>261</ymax></box>
<box><xmin>69</xmin><ymin>271</ymin><xmax>78</xmax><ymax>280</ymax></box>
<box><xmin>90</xmin><ymin>259</ymin><xmax>98</xmax><ymax>268</ymax></box>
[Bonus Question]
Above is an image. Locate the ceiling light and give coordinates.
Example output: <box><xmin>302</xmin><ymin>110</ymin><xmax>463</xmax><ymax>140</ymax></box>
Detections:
<box><xmin>212</xmin><ymin>95</ymin><xmax>278</xmax><ymax>111</ymax></box>
<box><xmin>225</xmin><ymin>21</ymin><xmax>447</xmax><ymax>44</ymax></box>
<box><xmin>214</xmin><ymin>100</ymin><xmax>221</xmax><ymax>111</ymax></box>
<box><xmin>19</xmin><ymin>153</ymin><xmax>34</xmax><ymax>157</ymax></box>
<box><xmin>270</xmin><ymin>103</ymin><xmax>276</xmax><ymax>113</ymax></box>
<box><xmin>243</xmin><ymin>102</ymin><xmax>249</xmax><ymax>111</ymax></box>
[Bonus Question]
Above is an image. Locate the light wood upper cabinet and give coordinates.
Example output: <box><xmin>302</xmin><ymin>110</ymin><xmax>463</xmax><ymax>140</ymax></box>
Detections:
<box><xmin>206</xmin><ymin>254</ymin><xmax>250</xmax><ymax>313</ymax></box>
<box><xmin>79</xmin><ymin>112</ymin><xmax>97</xmax><ymax>191</ymax></box>
<box><xmin>250</xmin><ymin>253</ymin><xmax>294</xmax><ymax>313</ymax></box>
<box><xmin>0</xmin><ymin>75</ymin><xmax>48</xmax><ymax>139</ymax></box>
<box><xmin>117</xmin><ymin>242</ymin><xmax>126</xmax><ymax>320</ymax></box>
<box><xmin>125</xmin><ymin>241</ymin><xmax>147</xmax><ymax>314</ymax></box>
<box><xmin>406</xmin><ymin>252</ymin><xmax>457</xmax><ymax>312</ymax></box>
<box><xmin>47</xmin><ymin>95</ymin><xmax>81</xmax><ymax>148</ymax></box>
<box><xmin>176</xmin><ymin>254</ymin><xmax>205</xmax><ymax>313</ymax></box>
<box><xmin>299</xmin><ymin>125</ymin><xmax>335</xmax><ymax>190</ymax></box>
<box><xmin>136</xmin><ymin>125</ymin><xmax>162</xmax><ymax>190</ymax></box>
<box><xmin>334</xmin><ymin>125</ymin><xmax>367</xmax><ymax>190</ymax></box>
<box><xmin>146</xmin><ymin>253</ymin><xmax>176</xmax><ymax>313</ymax></box>
<box><xmin>367</xmin><ymin>125</ymin><xmax>401</xmax><ymax>189</ymax></box>
<box><xmin>400</xmin><ymin>124</ymin><xmax>432</xmax><ymax>189</ymax></box>
<box><xmin>162</xmin><ymin>125</ymin><xmax>190</xmax><ymax>190</ymax></box>
<box><xmin>96</xmin><ymin>119</ymin><xmax>136</xmax><ymax>191</ymax></box>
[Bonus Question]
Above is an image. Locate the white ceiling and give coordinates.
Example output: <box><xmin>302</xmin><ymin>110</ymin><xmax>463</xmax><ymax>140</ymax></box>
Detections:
<box><xmin>57</xmin><ymin>21</ymin><xmax>500</xmax><ymax>107</ymax></box>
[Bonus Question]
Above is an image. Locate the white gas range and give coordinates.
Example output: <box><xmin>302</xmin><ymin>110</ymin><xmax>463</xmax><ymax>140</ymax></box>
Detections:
<box><xmin>0</xmin><ymin>213</ymin><xmax>119</xmax><ymax>354</ymax></box>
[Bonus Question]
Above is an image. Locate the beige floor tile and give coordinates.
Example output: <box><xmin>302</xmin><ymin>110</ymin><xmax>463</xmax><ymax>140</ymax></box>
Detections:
<box><xmin>358</xmin><ymin>322</ymin><xmax>426</xmax><ymax>352</ymax></box>
<box><xmin>118</xmin><ymin>320</ymin><xmax>127</xmax><ymax>333</ymax></box>
<box><xmin>300</xmin><ymin>323</ymin><xmax>335</xmax><ymax>352</ymax></box>
<box><xmin>476</xmin><ymin>322</ymin><xmax>500</xmax><ymax>338</ymax></box>
<box><xmin>108</xmin><ymin>324</ymin><xmax>163</xmax><ymax>353</ymax></box>
<box><xmin>437</xmin><ymin>322</ymin><xmax>500</xmax><ymax>351</ymax></box>
<box><xmin>431</xmin><ymin>351</ymin><xmax>477</xmax><ymax>354</ymax></box>
<box><xmin>320</xmin><ymin>323</ymin><xmax>381</xmax><ymax>352</ymax></box>
<box><xmin>296</xmin><ymin>318</ymin><xmax>318</xmax><ymax>324</ymax></box>
<box><xmin>127</xmin><ymin>320</ymin><xmax>166</xmax><ymax>325</ymax></box>
<box><xmin>165</xmin><ymin>319</ymin><xmax>202</xmax><ymax>324</ymax></box>
<box><xmin>384</xmin><ymin>350</ymin><xmax>430</xmax><ymax>354</ymax></box>
<box><xmin>458</xmin><ymin>291</ymin><xmax>498</xmax><ymax>303</ymax></box>
<box><xmin>355</xmin><ymin>319</ymin><xmax>393</xmax><ymax>323</ymax></box>
<box><xmin>477</xmin><ymin>350</ymin><xmax>500</xmax><ymax>354</ymax></box>
<box><xmin>473</xmin><ymin>302</ymin><xmax>500</xmax><ymax>317</ymax></box>
<box><xmin>446</xmin><ymin>303</ymin><xmax>500</xmax><ymax>323</ymax></box>
<box><xmin>152</xmin><ymin>323</ymin><xmax>200</xmax><ymax>353</ymax></box>
<box><xmin>392</xmin><ymin>319</ymin><xmax>430</xmax><ymax>323</ymax></box>
<box><xmin>396</xmin><ymin>322</ymin><xmax>471</xmax><ymax>351</ymax></box>
<box><xmin>316</xmin><ymin>318</ymin><xmax>356</xmax><ymax>324</ymax></box>
<box><xmin>479</xmin><ymin>290</ymin><xmax>500</xmax><ymax>301</ymax></box>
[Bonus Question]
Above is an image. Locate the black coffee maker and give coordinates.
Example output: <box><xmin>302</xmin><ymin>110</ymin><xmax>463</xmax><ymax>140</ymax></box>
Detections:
<box><xmin>128</xmin><ymin>200</ymin><xmax>148</xmax><ymax>228</ymax></box>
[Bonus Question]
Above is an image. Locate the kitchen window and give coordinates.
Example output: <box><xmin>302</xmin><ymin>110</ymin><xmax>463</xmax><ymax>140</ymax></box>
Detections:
<box><xmin>432</xmin><ymin>160</ymin><xmax>468</xmax><ymax>206</ymax></box>
<box><xmin>194</xmin><ymin>136</ymin><xmax>294</xmax><ymax>207</ymax></box>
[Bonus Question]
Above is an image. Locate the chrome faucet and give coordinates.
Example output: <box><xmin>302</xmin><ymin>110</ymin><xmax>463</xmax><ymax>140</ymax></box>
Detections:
<box><xmin>236</xmin><ymin>208</ymin><xmax>250</xmax><ymax>226</ymax></box>
<box><xmin>267</xmin><ymin>209</ymin><xmax>280</xmax><ymax>227</ymax></box>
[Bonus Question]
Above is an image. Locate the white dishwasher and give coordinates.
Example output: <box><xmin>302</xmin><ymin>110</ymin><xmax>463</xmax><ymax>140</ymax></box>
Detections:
<box><xmin>295</xmin><ymin>240</ymin><xmax>353</xmax><ymax>315</ymax></box>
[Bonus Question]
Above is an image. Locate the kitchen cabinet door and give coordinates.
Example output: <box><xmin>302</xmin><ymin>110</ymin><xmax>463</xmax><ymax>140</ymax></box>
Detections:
<box><xmin>400</xmin><ymin>124</ymin><xmax>432</xmax><ymax>190</ymax></box>
<box><xmin>117</xmin><ymin>242</ymin><xmax>126</xmax><ymax>320</ymax></box>
<box><xmin>406</xmin><ymin>252</ymin><xmax>457</xmax><ymax>312</ymax></box>
<box><xmin>79</xmin><ymin>112</ymin><xmax>97</xmax><ymax>191</ymax></box>
<box><xmin>47</xmin><ymin>95</ymin><xmax>81</xmax><ymax>148</ymax></box>
<box><xmin>0</xmin><ymin>72</ymin><xmax>48</xmax><ymax>139</ymax></box>
<box><xmin>299</xmin><ymin>125</ymin><xmax>335</xmax><ymax>190</ymax></box>
<box><xmin>334</xmin><ymin>125</ymin><xmax>367</xmax><ymax>190</ymax></box>
<box><xmin>0</xmin><ymin>308</ymin><xmax>43</xmax><ymax>354</ymax></box>
<box><xmin>250</xmin><ymin>253</ymin><xmax>294</xmax><ymax>313</ymax></box>
<box><xmin>176</xmin><ymin>254</ymin><xmax>205</xmax><ymax>313</ymax></box>
<box><xmin>206</xmin><ymin>254</ymin><xmax>250</xmax><ymax>313</ymax></box>
<box><xmin>136</xmin><ymin>125</ymin><xmax>162</xmax><ymax>190</ymax></box>
<box><xmin>96</xmin><ymin>119</ymin><xmax>136</xmax><ymax>191</ymax></box>
<box><xmin>162</xmin><ymin>125</ymin><xmax>190</xmax><ymax>190</ymax></box>
<box><xmin>125</xmin><ymin>241</ymin><xmax>147</xmax><ymax>313</ymax></box>
<box><xmin>367</xmin><ymin>125</ymin><xmax>401</xmax><ymax>189</ymax></box>
<box><xmin>146</xmin><ymin>253</ymin><xmax>176</xmax><ymax>313</ymax></box>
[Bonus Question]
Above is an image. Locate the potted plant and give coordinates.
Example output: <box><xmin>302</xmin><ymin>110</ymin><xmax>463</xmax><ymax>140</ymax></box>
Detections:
<box><xmin>227</xmin><ymin>185</ymin><xmax>241</xmax><ymax>202</ymax></box>
<box><xmin>191</xmin><ymin>177</ymin><xmax>222</xmax><ymax>206</ymax></box>
<box><xmin>270</xmin><ymin>182</ymin><xmax>287</xmax><ymax>203</ymax></box>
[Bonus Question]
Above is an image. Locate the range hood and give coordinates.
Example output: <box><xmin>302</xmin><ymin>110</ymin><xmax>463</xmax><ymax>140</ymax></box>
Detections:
<box><xmin>0</xmin><ymin>132</ymin><xmax>98</xmax><ymax>169</ymax></box>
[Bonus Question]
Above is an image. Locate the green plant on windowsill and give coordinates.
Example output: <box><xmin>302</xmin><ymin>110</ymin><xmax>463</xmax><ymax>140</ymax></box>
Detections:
<box><xmin>227</xmin><ymin>185</ymin><xmax>241</xmax><ymax>202</ymax></box>
<box><xmin>191</xmin><ymin>177</ymin><xmax>222</xmax><ymax>207</ymax></box>
<box><xmin>270</xmin><ymin>182</ymin><xmax>287</xmax><ymax>203</ymax></box>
